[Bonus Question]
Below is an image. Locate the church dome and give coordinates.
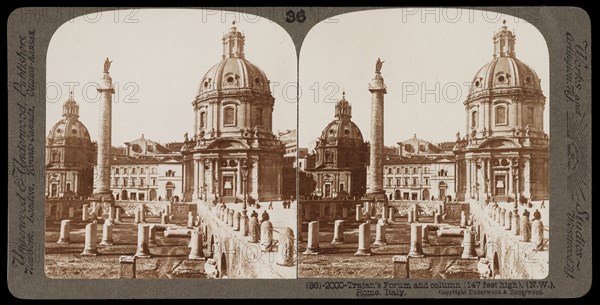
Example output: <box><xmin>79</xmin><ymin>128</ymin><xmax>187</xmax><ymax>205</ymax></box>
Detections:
<box><xmin>320</xmin><ymin>93</ymin><xmax>364</xmax><ymax>143</ymax></box>
<box><xmin>468</xmin><ymin>22</ymin><xmax>543</xmax><ymax>97</ymax></box>
<box><xmin>47</xmin><ymin>93</ymin><xmax>91</xmax><ymax>142</ymax></box>
<box><xmin>198</xmin><ymin>22</ymin><xmax>270</xmax><ymax>96</ymax></box>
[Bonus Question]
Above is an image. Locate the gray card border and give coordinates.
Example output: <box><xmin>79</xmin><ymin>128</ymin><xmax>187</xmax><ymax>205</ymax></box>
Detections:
<box><xmin>6</xmin><ymin>6</ymin><xmax>592</xmax><ymax>299</ymax></box>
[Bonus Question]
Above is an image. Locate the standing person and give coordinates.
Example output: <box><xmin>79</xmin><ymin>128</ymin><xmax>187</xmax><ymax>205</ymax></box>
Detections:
<box><xmin>268</xmin><ymin>201</ymin><xmax>273</xmax><ymax>210</ymax></box>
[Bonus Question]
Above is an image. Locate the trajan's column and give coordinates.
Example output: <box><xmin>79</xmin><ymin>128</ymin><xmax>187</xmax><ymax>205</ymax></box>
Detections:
<box><xmin>91</xmin><ymin>58</ymin><xmax>115</xmax><ymax>213</ymax></box>
<box><xmin>367</xmin><ymin>58</ymin><xmax>388</xmax><ymax>219</ymax></box>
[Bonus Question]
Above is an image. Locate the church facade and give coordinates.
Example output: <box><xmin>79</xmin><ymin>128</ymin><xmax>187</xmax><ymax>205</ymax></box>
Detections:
<box><xmin>305</xmin><ymin>94</ymin><xmax>369</xmax><ymax>199</ymax></box>
<box><xmin>454</xmin><ymin>22</ymin><xmax>549</xmax><ymax>202</ymax></box>
<box><xmin>181</xmin><ymin>23</ymin><xmax>284</xmax><ymax>203</ymax></box>
<box><xmin>46</xmin><ymin>94</ymin><xmax>96</xmax><ymax>199</ymax></box>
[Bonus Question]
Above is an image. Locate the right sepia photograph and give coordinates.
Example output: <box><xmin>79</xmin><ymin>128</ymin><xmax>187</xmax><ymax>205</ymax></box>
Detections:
<box><xmin>297</xmin><ymin>9</ymin><xmax>549</xmax><ymax>279</ymax></box>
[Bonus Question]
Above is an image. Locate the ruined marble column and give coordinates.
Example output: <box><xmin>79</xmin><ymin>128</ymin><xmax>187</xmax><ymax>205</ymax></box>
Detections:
<box><xmin>331</xmin><ymin>220</ymin><xmax>345</xmax><ymax>244</ymax></box>
<box><xmin>355</xmin><ymin>204</ymin><xmax>362</xmax><ymax>221</ymax></box>
<box><xmin>148</xmin><ymin>224</ymin><xmax>157</xmax><ymax>246</ymax></box>
<box><xmin>421</xmin><ymin>224</ymin><xmax>430</xmax><ymax>245</ymax></box>
<box><xmin>82</xmin><ymin>205</ymin><xmax>89</xmax><ymax>221</ymax></box>
<box><xmin>367</xmin><ymin>60</ymin><xmax>387</xmax><ymax>201</ymax></box>
<box><xmin>161</xmin><ymin>214</ymin><xmax>169</xmax><ymax>224</ymax></box>
<box><xmin>100</xmin><ymin>222</ymin><xmax>114</xmax><ymax>246</ymax></box>
<box><xmin>81</xmin><ymin>222</ymin><xmax>98</xmax><ymax>256</ymax></box>
<box><xmin>249</xmin><ymin>216</ymin><xmax>260</xmax><ymax>243</ymax></box>
<box><xmin>461</xmin><ymin>229</ymin><xmax>477</xmax><ymax>259</ymax></box>
<box><xmin>499</xmin><ymin>208</ymin><xmax>506</xmax><ymax>226</ymax></box>
<box><xmin>233</xmin><ymin>211</ymin><xmax>241</xmax><ymax>231</ymax></box>
<box><xmin>373</xmin><ymin>221</ymin><xmax>387</xmax><ymax>246</ymax></box>
<box><xmin>408</xmin><ymin>223</ymin><xmax>423</xmax><ymax>257</ymax></box>
<box><xmin>134</xmin><ymin>209</ymin><xmax>141</xmax><ymax>224</ymax></box>
<box><xmin>303</xmin><ymin>221</ymin><xmax>320</xmax><ymax>254</ymax></box>
<box><xmin>460</xmin><ymin>211</ymin><xmax>467</xmax><ymax>227</ymax></box>
<box><xmin>412</xmin><ymin>204</ymin><xmax>419</xmax><ymax>223</ymax></box>
<box><xmin>434</xmin><ymin>211</ymin><xmax>440</xmax><ymax>224</ymax></box>
<box><xmin>388</xmin><ymin>207</ymin><xmax>395</xmax><ymax>222</ymax></box>
<box><xmin>57</xmin><ymin>220</ymin><xmax>71</xmax><ymax>245</ymax></box>
<box><xmin>108</xmin><ymin>206</ymin><xmax>114</xmax><ymax>220</ymax></box>
<box><xmin>188</xmin><ymin>228</ymin><xmax>205</xmax><ymax>260</ymax></box>
<box><xmin>354</xmin><ymin>223</ymin><xmax>372</xmax><ymax>256</ymax></box>
<box><xmin>240</xmin><ymin>213</ymin><xmax>249</xmax><ymax>236</ymax></box>
<box><xmin>115</xmin><ymin>208</ymin><xmax>122</xmax><ymax>223</ymax></box>
<box><xmin>408</xmin><ymin>211</ymin><xmax>414</xmax><ymax>224</ymax></box>
<box><xmin>276</xmin><ymin>227</ymin><xmax>295</xmax><ymax>266</ymax></box>
<box><xmin>135</xmin><ymin>224</ymin><xmax>151</xmax><ymax>257</ymax></box>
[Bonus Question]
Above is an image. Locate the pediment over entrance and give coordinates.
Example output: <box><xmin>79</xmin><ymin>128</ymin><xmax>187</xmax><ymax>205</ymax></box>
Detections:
<box><xmin>206</xmin><ymin>139</ymin><xmax>250</xmax><ymax>150</ymax></box>
<box><xmin>478</xmin><ymin>138</ymin><xmax>521</xmax><ymax>149</ymax></box>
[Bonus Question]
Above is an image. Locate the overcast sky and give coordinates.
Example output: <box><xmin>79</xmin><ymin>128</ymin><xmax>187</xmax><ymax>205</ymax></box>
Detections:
<box><xmin>298</xmin><ymin>8</ymin><xmax>550</xmax><ymax>149</ymax></box>
<box><xmin>46</xmin><ymin>9</ymin><xmax>297</xmax><ymax>146</ymax></box>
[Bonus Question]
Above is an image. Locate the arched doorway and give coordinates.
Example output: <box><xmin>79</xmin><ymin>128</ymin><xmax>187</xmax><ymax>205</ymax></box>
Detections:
<box><xmin>422</xmin><ymin>189</ymin><xmax>430</xmax><ymax>201</ymax></box>
<box><xmin>220</xmin><ymin>253</ymin><xmax>228</xmax><ymax>278</ymax></box>
<box><xmin>121</xmin><ymin>190</ymin><xmax>128</xmax><ymax>201</ymax></box>
<box><xmin>166</xmin><ymin>182</ymin><xmax>175</xmax><ymax>201</ymax></box>
<box><xmin>149</xmin><ymin>189</ymin><xmax>157</xmax><ymax>201</ymax></box>
<box><xmin>394</xmin><ymin>190</ymin><xmax>401</xmax><ymax>200</ymax></box>
<box><xmin>438</xmin><ymin>181</ymin><xmax>447</xmax><ymax>200</ymax></box>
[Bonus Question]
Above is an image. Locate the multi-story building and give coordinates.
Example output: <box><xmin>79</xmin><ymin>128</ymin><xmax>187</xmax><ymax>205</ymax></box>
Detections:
<box><xmin>46</xmin><ymin>93</ymin><xmax>96</xmax><ymax>199</ymax></box>
<box><xmin>454</xmin><ymin>22</ymin><xmax>549</xmax><ymax>202</ymax></box>
<box><xmin>304</xmin><ymin>93</ymin><xmax>369</xmax><ymax>199</ymax></box>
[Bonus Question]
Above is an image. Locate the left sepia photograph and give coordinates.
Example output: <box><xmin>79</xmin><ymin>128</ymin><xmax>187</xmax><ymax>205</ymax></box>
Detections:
<box><xmin>44</xmin><ymin>9</ymin><xmax>298</xmax><ymax>279</ymax></box>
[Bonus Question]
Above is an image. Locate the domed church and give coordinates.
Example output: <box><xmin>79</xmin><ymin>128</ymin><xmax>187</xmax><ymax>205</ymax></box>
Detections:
<box><xmin>306</xmin><ymin>93</ymin><xmax>369</xmax><ymax>199</ymax></box>
<box><xmin>181</xmin><ymin>23</ymin><xmax>284</xmax><ymax>202</ymax></box>
<box><xmin>46</xmin><ymin>92</ymin><xmax>96</xmax><ymax>199</ymax></box>
<box><xmin>454</xmin><ymin>21</ymin><xmax>549</xmax><ymax>202</ymax></box>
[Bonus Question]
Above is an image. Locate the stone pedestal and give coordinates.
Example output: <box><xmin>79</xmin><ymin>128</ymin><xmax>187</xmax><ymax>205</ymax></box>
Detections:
<box><xmin>277</xmin><ymin>227</ymin><xmax>295</xmax><ymax>266</ymax></box>
<box><xmin>57</xmin><ymin>220</ymin><xmax>71</xmax><ymax>245</ymax></box>
<box><xmin>188</xmin><ymin>211</ymin><xmax>195</xmax><ymax>227</ymax></box>
<box><xmin>135</xmin><ymin>224</ymin><xmax>151</xmax><ymax>257</ymax></box>
<box><xmin>408</xmin><ymin>224</ymin><xmax>423</xmax><ymax>257</ymax></box>
<box><xmin>460</xmin><ymin>211</ymin><xmax>467</xmax><ymax>227</ymax></box>
<box><xmin>188</xmin><ymin>228</ymin><xmax>205</xmax><ymax>260</ymax></box>
<box><xmin>99</xmin><ymin>222</ymin><xmax>114</xmax><ymax>246</ymax></box>
<box><xmin>115</xmin><ymin>208</ymin><xmax>122</xmax><ymax>224</ymax></box>
<box><xmin>504</xmin><ymin>211</ymin><xmax>512</xmax><ymax>230</ymax></box>
<box><xmin>119</xmin><ymin>256</ymin><xmax>136</xmax><ymax>278</ymax></box>
<box><xmin>373</xmin><ymin>222</ymin><xmax>387</xmax><ymax>246</ymax></box>
<box><xmin>228</xmin><ymin>209</ymin><xmax>234</xmax><ymax>228</ymax></box>
<box><xmin>531</xmin><ymin>219</ymin><xmax>544</xmax><ymax>250</ymax></box>
<box><xmin>392</xmin><ymin>255</ymin><xmax>409</xmax><ymax>278</ymax></box>
<box><xmin>233</xmin><ymin>211</ymin><xmax>241</xmax><ymax>231</ymax></box>
<box><xmin>303</xmin><ymin>221</ymin><xmax>320</xmax><ymax>254</ymax></box>
<box><xmin>260</xmin><ymin>220</ymin><xmax>274</xmax><ymax>252</ymax></box>
<box><xmin>81</xmin><ymin>222</ymin><xmax>98</xmax><ymax>256</ymax></box>
<box><xmin>331</xmin><ymin>220</ymin><xmax>345</xmax><ymax>244</ymax></box>
<box><xmin>249</xmin><ymin>216</ymin><xmax>260</xmax><ymax>243</ymax></box>
<box><xmin>461</xmin><ymin>229</ymin><xmax>477</xmax><ymax>259</ymax></box>
<box><xmin>520</xmin><ymin>215</ymin><xmax>531</xmax><ymax>242</ymax></box>
<box><xmin>433</xmin><ymin>212</ymin><xmax>440</xmax><ymax>224</ymax></box>
<box><xmin>354</xmin><ymin>223</ymin><xmax>372</xmax><ymax>256</ymax></box>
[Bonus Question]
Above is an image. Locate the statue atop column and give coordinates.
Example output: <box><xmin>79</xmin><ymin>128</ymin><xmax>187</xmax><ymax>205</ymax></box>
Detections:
<box><xmin>103</xmin><ymin>57</ymin><xmax>113</xmax><ymax>74</ymax></box>
<box><xmin>375</xmin><ymin>58</ymin><xmax>384</xmax><ymax>74</ymax></box>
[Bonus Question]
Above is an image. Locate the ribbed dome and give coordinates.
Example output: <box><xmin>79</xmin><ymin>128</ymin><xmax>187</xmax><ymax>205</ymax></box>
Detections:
<box><xmin>198</xmin><ymin>57</ymin><xmax>270</xmax><ymax>95</ymax></box>
<box><xmin>469</xmin><ymin>56</ymin><xmax>542</xmax><ymax>96</ymax></box>
<box><xmin>320</xmin><ymin>93</ymin><xmax>364</xmax><ymax>142</ymax></box>
<box><xmin>48</xmin><ymin>95</ymin><xmax>91</xmax><ymax>142</ymax></box>
<box><xmin>197</xmin><ymin>22</ymin><xmax>270</xmax><ymax>96</ymax></box>
<box><xmin>468</xmin><ymin>21</ymin><xmax>542</xmax><ymax>96</ymax></box>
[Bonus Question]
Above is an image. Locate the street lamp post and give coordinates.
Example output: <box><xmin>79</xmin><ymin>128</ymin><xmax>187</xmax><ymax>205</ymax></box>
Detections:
<box><xmin>240</xmin><ymin>158</ymin><xmax>250</xmax><ymax>236</ymax></box>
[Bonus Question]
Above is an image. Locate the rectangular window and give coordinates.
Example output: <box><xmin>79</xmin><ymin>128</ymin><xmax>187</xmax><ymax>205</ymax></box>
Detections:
<box><xmin>526</xmin><ymin>107</ymin><xmax>534</xmax><ymax>125</ymax></box>
<box><xmin>224</xmin><ymin>107</ymin><xmax>235</xmax><ymax>125</ymax></box>
<box><xmin>115</xmin><ymin>168</ymin><xmax>119</xmax><ymax>174</ymax></box>
<box><xmin>472</xmin><ymin>111</ymin><xmax>478</xmax><ymax>128</ymax></box>
<box><xmin>140</xmin><ymin>167</ymin><xmax>145</xmax><ymax>174</ymax></box>
<box><xmin>140</xmin><ymin>178</ymin><xmax>145</xmax><ymax>187</ymax></box>
<box><xmin>123</xmin><ymin>178</ymin><xmax>128</xmax><ymax>187</ymax></box>
<box><xmin>152</xmin><ymin>178</ymin><xmax>157</xmax><ymax>186</ymax></box>
<box><xmin>396</xmin><ymin>167</ymin><xmax>400</xmax><ymax>174</ymax></box>
<box><xmin>396</xmin><ymin>178</ymin><xmax>401</xmax><ymax>186</ymax></box>
<box><xmin>387</xmin><ymin>178</ymin><xmax>392</xmax><ymax>186</ymax></box>
<box><xmin>114</xmin><ymin>178</ymin><xmax>119</xmax><ymax>187</ymax></box>
<box><xmin>413</xmin><ymin>178</ymin><xmax>418</xmax><ymax>186</ymax></box>
<box><xmin>200</xmin><ymin>112</ymin><xmax>206</xmax><ymax>128</ymax></box>
<box><xmin>404</xmin><ymin>178</ymin><xmax>409</xmax><ymax>186</ymax></box>
<box><xmin>255</xmin><ymin>109</ymin><xmax>263</xmax><ymax>126</ymax></box>
<box><xmin>124</xmin><ymin>168</ymin><xmax>128</xmax><ymax>174</ymax></box>
<box><xmin>495</xmin><ymin>106</ymin><xmax>507</xmax><ymax>125</ymax></box>
<box><xmin>387</xmin><ymin>168</ymin><xmax>392</xmax><ymax>174</ymax></box>
<box><xmin>424</xmin><ymin>167</ymin><xmax>429</xmax><ymax>174</ymax></box>
<box><xmin>425</xmin><ymin>178</ymin><xmax>429</xmax><ymax>185</ymax></box>
<box><xmin>413</xmin><ymin>168</ymin><xmax>417</xmax><ymax>174</ymax></box>
<box><xmin>404</xmin><ymin>167</ymin><xmax>408</xmax><ymax>174</ymax></box>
